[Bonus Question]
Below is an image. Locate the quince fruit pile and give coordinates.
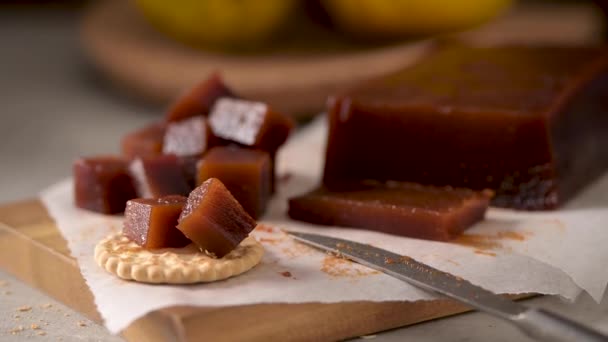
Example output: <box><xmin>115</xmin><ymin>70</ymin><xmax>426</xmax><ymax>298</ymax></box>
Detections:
<box><xmin>134</xmin><ymin>0</ymin><xmax>298</xmax><ymax>49</ymax></box>
<box><xmin>321</xmin><ymin>0</ymin><xmax>513</xmax><ymax>38</ymax></box>
<box><xmin>134</xmin><ymin>0</ymin><xmax>512</xmax><ymax>48</ymax></box>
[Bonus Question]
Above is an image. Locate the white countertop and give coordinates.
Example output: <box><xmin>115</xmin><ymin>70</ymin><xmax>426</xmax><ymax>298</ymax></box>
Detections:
<box><xmin>0</xmin><ymin>7</ymin><xmax>607</xmax><ymax>342</ymax></box>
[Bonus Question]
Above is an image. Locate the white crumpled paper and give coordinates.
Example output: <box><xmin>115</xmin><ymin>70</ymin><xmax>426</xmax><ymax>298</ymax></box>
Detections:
<box><xmin>41</xmin><ymin>117</ymin><xmax>608</xmax><ymax>334</ymax></box>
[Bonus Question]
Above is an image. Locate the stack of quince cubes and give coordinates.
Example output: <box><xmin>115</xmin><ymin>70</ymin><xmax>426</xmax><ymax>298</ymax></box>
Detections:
<box><xmin>135</xmin><ymin>0</ymin><xmax>512</xmax><ymax>49</ymax></box>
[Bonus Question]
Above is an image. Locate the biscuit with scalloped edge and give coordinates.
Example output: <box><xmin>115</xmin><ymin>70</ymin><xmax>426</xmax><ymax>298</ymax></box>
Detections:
<box><xmin>94</xmin><ymin>233</ymin><xmax>263</xmax><ymax>284</ymax></box>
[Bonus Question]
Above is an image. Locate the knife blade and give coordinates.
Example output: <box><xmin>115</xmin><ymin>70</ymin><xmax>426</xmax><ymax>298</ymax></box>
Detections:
<box><xmin>288</xmin><ymin>231</ymin><xmax>608</xmax><ymax>342</ymax></box>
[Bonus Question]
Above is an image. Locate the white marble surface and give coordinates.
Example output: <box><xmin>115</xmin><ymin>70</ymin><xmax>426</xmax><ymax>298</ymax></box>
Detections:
<box><xmin>0</xmin><ymin>7</ymin><xmax>607</xmax><ymax>342</ymax></box>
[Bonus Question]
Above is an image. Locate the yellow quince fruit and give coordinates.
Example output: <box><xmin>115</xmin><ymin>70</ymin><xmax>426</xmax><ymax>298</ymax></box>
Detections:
<box><xmin>134</xmin><ymin>0</ymin><xmax>297</xmax><ymax>49</ymax></box>
<box><xmin>321</xmin><ymin>0</ymin><xmax>513</xmax><ymax>38</ymax></box>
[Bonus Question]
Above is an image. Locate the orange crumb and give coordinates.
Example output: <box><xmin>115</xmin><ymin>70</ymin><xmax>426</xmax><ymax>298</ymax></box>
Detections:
<box><xmin>543</xmin><ymin>218</ymin><xmax>566</xmax><ymax>231</ymax></box>
<box><xmin>474</xmin><ymin>250</ymin><xmax>497</xmax><ymax>257</ymax></box>
<box><xmin>259</xmin><ymin>238</ymin><xmax>280</xmax><ymax>245</ymax></box>
<box><xmin>497</xmin><ymin>231</ymin><xmax>527</xmax><ymax>241</ymax></box>
<box><xmin>254</xmin><ymin>224</ymin><xmax>274</xmax><ymax>233</ymax></box>
<box><xmin>9</xmin><ymin>325</ymin><xmax>24</xmax><ymax>334</ymax></box>
<box><xmin>281</xmin><ymin>242</ymin><xmax>315</xmax><ymax>258</ymax></box>
<box><xmin>17</xmin><ymin>306</ymin><xmax>32</xmax><ymax>312</ymax></box>
<box><xmin>321</xmin><ymin>255</ymin><xmax>379</xmax><ymax>278</ymax></box>
<box><xmin>384</xmin><ymin>257</ymin><xmax>396</xmax><ymax>264</ymax></box>
<box><xmin>455</xmin><ymin>230</ymin><xmax>529</xmax><ymax>251</ymax></box>
<box><xmin>454</xmin><ymin>234</ymin><xmax>501</xmax><ymax>250</ymax></box>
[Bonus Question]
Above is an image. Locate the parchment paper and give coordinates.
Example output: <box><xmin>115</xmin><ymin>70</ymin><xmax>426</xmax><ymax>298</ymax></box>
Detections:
<box><xmin>41</xmin><ymin>117</ymin><xmax>608</xmax><ymax>334</ymax></box>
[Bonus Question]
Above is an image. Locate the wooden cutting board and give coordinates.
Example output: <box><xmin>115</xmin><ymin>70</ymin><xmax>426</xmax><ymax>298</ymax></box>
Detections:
<box><xmin>0</xmin><ymin>199</ymin><xmax>532</xmax><ymax>341</ymax></box>
<box><xmin>80</xmin><ymin>0</ymin><xmax>603</xmax><ymax>117</ymax></box>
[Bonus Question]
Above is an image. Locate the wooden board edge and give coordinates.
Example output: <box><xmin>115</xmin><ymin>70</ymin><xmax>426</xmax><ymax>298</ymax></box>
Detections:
<box><xmin>0</xmin><ymin>220</ymin><xmax>101</xmax><ymax>320</ymax></box>
<box><xmin>0</xmin><ymin>202</ymin><xmax>186</xmax><ymax>341</ymax></box>
<box><xmin>178</xmin><ymin>300</ymin><xmax>467</xmax><ymax>342</ymax></box>
<box><xmin>174</xmin><ymin>293</ymin><xmax>533</xmax><ymax>342</ymax></box>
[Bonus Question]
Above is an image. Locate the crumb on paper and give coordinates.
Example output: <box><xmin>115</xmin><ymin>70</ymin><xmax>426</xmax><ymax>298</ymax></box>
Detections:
<box><xmin>259</xmin><ymin>237</ymin><xmax>282</xmax><ymax>245</ymax></box>
<box><xmin>30</xmin><ymin>324</ymin><xmax>41</xmax><ymax>330</ymax></box>
<box><xmin>279</xmin><ymin>271</ymin><xmax>292</xmax><ymax>278</ymax></box>
<box><xmin>446</xmin><ymin>259</ymin><xmax>460</xmax><ymax>266</ymax></box>
<box><xmin>543</xmin><ymin>218</ymin><xmax>566</xmax><ymax>231</ymax></box>
<box><xmin>13</xmin><ymin>314</ymin><xmax>20</xmax><ymax>319</ymax></box>
<box><xmin>454</xmin><ymin>231</ymin><xmax>531</xmax><ymax>252</ymax></box>
<box><xmin>254</xmin><ymin>224</ymin><xmax>275</xmax><ymax>233</ymax></box>
<box><xmin>9</xmin><ymin>325</ymin><xmax>24</xmax><ymax>334</ymax></box>
<box><xmin>321</xmin><ymin>255</ymin><xmax>379</xmax><ymax>278</ymax></box>
<box><xmin>3</xmin><ymin>290</ymin><xmax>11</xmax><ymax>295</ymax></box>
<box><xmin>63</xmin><ymin>313</ymin><xmax>70</xmax><ymax>317</ymax></box>
<box><xmin>496</xmin><ymin>231</ymin><xmax>528</xmax><ymax>241</ymax></box>
<box><xmin>40</xmin><ymin>303</ymin><xmax>53</xmax><ymax>309</ymax></box>
<box><xmin>17</xmin><ymin>306</ymin><xmax>32</xmax><ymax>312</ymax></box>
<box><xmin>37</xmin><ymin>331</ymin><xmax>47</xmax><ymax>336</ymax></box>
<box><xmin>453</xmin><ymin>234</ymin><xmax>502</xmax><ymax>250</ymax></box>
<box><xmin>474</xmin><ymin>250</ymin><xmax>497</xmax><ymax>257</ymax></box>
<box><xmin>77</xmin><ymin>321</ymin><xmax>87</xmax><ymax>327</ymax></box>
<box><xmin>281</xmin><ymin>240</ymin><xmax>315</xmax><ymax>259</ymax></box>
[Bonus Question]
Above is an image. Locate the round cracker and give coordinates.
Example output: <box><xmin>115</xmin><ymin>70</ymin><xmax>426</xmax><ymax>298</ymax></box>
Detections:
<box><xmin>94</xmin><ymin>233</ymin><xmax>264</xmax><ymax>284</ymax></box>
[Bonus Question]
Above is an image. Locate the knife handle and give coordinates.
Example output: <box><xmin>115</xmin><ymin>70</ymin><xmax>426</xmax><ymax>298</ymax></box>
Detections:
<box><xmin>514</xmin><ymin>308</ymin><xmax>607</xmax><ymax>342</ymax></box>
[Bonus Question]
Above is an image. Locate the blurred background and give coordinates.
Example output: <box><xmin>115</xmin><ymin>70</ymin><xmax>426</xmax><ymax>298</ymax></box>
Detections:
<box><xmin>0</xmin><ymin>0</ymin><xmax>607</xmax><ymax>340</ymax></box>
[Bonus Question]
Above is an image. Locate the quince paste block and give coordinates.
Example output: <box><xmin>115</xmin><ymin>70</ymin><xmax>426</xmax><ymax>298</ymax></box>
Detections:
<box><xmin>165</xmin><ymin>73</ymin><xmax>236</xmax><ymax>122</ymax></box>
<box><xmin>209</xmin><ymin>98</ymin><xmax>293</xmax><ymax>152</ymax></box>
<box><xmin>73</xmin><ymin>156</ymin><xmax>137</xmax><ymax>214</ymax></box>
<box><xmin>130</xmin><ymin>155</ymin><xmax>191</xmax><ymax>198</ymax></box>
<box><xmin>177</xmin><ymin>178</ymin><xmax>257</xmax><ymax>257</ymax></box>
<box><xmin>324</xmin><ymin>46</ymin><xmax>608</xmax><ymax>210</ymax></box>
<box><xmin>121</xmin><ymin>122</ymin><xmax>166</xmax><ymax>159</ymax></box>
<box><xmin>123</xmin><ymin>195</ymin><xmax>191</xmax><ymax>249</ymax></box>
<box><xmin>197</xmin><ymin>146</ymin><xmax>271</xmax><ymax>219</ymax></box>
<box><xmin>163</xmin><ymin>116</ymin><xmax>216</xmax><ymax>157</ymax></box>
<box><xmin>289</xmin><ymin>182</ymin><xmax>492</xmax><ymax>241</ymax></box>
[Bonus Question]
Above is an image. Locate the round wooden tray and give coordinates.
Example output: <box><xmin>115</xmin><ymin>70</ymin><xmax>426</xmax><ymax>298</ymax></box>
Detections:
<box><xmin>81</xmin><ymin>0</ymin><xmax>601</xmax><ymax>116</ymax></box>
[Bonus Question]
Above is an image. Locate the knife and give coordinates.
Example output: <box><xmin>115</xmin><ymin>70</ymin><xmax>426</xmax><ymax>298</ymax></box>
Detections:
<box><xmin>288</xmin><ymin>231</ymin><xmax>608</xmax><ymax>342</ymax></box>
